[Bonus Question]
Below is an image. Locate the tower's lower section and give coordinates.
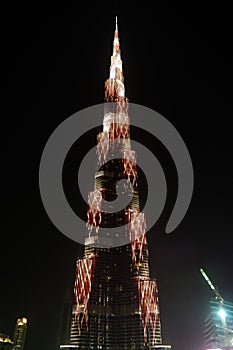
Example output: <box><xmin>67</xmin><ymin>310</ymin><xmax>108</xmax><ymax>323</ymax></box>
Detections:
<box><xmin>63</xmin><ymin>243</ymin><xmax>162</xmax><ymax>350</ymax></box>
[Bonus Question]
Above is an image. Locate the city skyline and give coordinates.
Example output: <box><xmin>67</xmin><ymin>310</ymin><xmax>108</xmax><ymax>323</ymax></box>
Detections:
<box><xmin>0</xmin><ymin>318</ymin><xmax>27</xmax><ymax>350</ymax></box>
<box><xmin>3</xmin><ymin>5</ymin><xmax>233</xmax><ymax>350</ymax></box>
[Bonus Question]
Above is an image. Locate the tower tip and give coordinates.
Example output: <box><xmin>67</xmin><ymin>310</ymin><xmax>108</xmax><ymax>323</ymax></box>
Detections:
<box><xmin>115</xmin><ymin>16</ymin><xmax>118</xmax><ymax>32</ymax></box>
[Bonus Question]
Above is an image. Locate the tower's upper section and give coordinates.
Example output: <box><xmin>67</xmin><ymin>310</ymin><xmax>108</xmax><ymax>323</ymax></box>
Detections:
<box><xmin>105</xmin><ymin>17</ymin><xmax>126</xmax><ymax>102</ymax></box>
<box><xmin>110</xmin><ymin>17</ymin><xmax>124</xmax><ymax>83</ymax></box>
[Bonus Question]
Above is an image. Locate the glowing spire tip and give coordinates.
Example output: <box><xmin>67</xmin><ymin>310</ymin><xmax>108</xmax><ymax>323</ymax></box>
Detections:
<box><xmin>115</xmin><ymin>16</ymin><xmax>118</xmax><ymax>31</ymax></box>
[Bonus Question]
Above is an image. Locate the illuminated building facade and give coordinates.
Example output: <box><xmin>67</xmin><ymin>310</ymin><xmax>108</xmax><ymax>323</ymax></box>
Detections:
<box><xmin>61</xmin><ymin>18</ymin><xmax>171</xmax><ymax>350</ymax></box>
<box><xmin>12</xmin><ymin>318</ymin><xmax>27</xmax><ymax>350</ymax></box>
<box><xmin>0</xmin><ymin>334</ymin><xmax>14</xmax><ymax>350</ymax></box>
<box><xmin>203</xmin><ymin>299</ymin><xmax>233</xmax><ymax>349</ymax></box>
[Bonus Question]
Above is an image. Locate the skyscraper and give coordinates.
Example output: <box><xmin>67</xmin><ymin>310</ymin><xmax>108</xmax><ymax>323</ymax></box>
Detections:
<box><xmin>12</xmin><ymin>318</ymin><xmax>27</xmax><ymax>350</ymax></box>
<box><xmin>0</xmin><ymin>334</ymin><xmax>14</xmax><ymax>350</ymax></box>
<box><xmin>203</xmin><ymin>299</ymin><xmax>233</xmax><ymax>349</ymax></box>
<box><xmin>61</xmin><ymin>18</ymin><xmax>171</xmax><ymax>350</ymax></box>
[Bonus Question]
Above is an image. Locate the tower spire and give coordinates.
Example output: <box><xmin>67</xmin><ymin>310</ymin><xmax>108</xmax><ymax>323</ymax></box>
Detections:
<box><xmin>105</xmin><ymin>17</ymin><xmax>125</xmax><ymax>102</ymax></box>
<box><xmin>115</xmin><ymin>16</ymin><xmax>118</xmax><ymax>32</ymax></box>
<box><xmin>112</xmin><ymin>16</ymin><xmax>120</xmax><ymax>58</ymax></box>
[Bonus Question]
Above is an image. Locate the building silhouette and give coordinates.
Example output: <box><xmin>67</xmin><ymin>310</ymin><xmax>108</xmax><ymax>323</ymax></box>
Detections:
<box><xmin>203</xmin><ymin>299</ymin><xmax>233</xmax><ymax>349</ymax></box>
<box><xmin>200</xmin><ymin>268</ymin><xmax>233</xmax><ymax>349</ymax></box>
<box><xmin>12</xmin><ymin>318</ymin><xmax>27</xmax><ymax>350</ymax></box>
<box><xmin>0</xmin><ymin>334</ymin><xmax>14</xmax><ymax>350</ymax></box>
<box><xmin>60</xmin><ymin>18</ymin><xmax>171</xmax><ymax>350</ymax></box>
<box><xmin>57</xmin><ymin>286</ymin><xmax>73</xmax><ymax>348</ymax></box>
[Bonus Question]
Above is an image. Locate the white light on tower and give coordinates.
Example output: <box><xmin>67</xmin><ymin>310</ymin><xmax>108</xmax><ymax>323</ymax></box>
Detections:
<box><xmin>218</xmin><ymin>308</ymin><xmax>226</xmax><ymax>319</ymax></box>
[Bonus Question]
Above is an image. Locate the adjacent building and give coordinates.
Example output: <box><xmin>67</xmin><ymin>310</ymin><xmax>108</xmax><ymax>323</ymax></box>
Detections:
<box><xmin>12</xmin><ymin>318</ymin><xmax>27</xmax><ymax>350</ymax></box>
<box><xmin>0</xmin><ymin>334</ymin><xmax>14</xmax><ymax>350</ymax></box>
<box><xmin>203</xmin><ymin>299</ymin><xmax>233</xmax><ymax>349</ymax></box>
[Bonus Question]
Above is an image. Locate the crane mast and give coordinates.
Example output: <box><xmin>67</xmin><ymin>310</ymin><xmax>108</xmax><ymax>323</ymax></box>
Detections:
<box><xmin>200</xmin><ymin>267</ymin><xmax>229</xmax><ymax>345</ymax></box>
<box><xmin>200</xmin><ymin>268</ymin><xmax>223</xmax><ymax>303</ymax></box>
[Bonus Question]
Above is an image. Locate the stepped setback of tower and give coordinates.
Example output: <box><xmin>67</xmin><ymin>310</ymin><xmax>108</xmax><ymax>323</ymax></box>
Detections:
<box><xmin>61</xmin><ymin>19</ymin><xmax>171</xmax><ymax>350</ymax></box>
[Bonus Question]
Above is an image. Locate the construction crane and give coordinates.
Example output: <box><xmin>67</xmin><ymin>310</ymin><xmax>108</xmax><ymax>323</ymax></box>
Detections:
<box><xmin>200</xmin><ymin>268</ymin><xmax>228</xmax><ymax>346</ymax></box>
<box><xmin>200</xmin><ymin>268</ymin><xmax>224</xmax><ymax>303</ymax></box>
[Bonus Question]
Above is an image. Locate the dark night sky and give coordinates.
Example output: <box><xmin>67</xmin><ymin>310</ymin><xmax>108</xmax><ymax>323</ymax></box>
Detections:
<box><xmin>3</xmin><ymin>3</ymin><xmax>233</xmax><ymax>350</ymax></box>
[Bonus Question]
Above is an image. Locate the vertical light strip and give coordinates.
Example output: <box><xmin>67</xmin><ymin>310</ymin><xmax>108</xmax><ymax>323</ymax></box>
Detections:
<box><xmin>128</xmin><ymin>211</ymin><xmax>147</xmax><ymax>264</ymax></box>
<box><xmin>138</xmin><ymin>279</ymin><xmax>158</xmax><ymax>346</ymax></box>
<box><xmin>87</xmin><ymin>190</ymin><xmax>102</xmax><ymax>235</ymax></box>
<box><xmin>74</xmin><ymin>257</ymin><xmax>95</xmax><ymax>334</ymax></box>
<box><xmin>123</xmin><ymin>149</ymin><xmax>137</xmax><ymax>186</ymax></box>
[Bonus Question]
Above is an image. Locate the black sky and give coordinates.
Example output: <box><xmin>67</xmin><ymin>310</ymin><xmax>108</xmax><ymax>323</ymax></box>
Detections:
<box><xmin>3</xmin><ymin>4</ymin><xmax>233</xmax><ymax>350</ymax></box>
